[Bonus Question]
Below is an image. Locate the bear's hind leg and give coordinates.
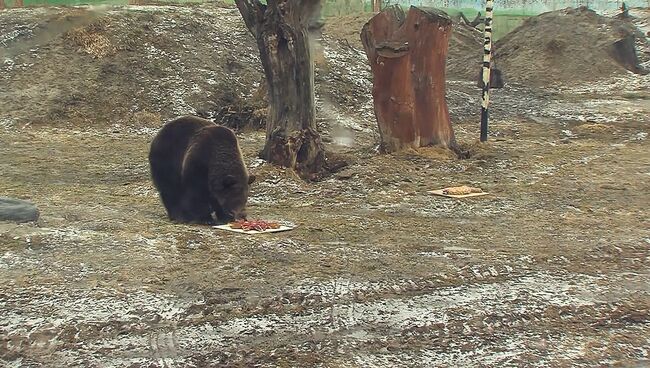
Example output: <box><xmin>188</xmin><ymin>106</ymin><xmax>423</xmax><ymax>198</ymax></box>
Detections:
<box><xmin>161</xmin><ymin>192</ymin><xmax>184</xmax><ymax>221</ymax></box>
<box><xmin>150</xmin><ymin>160</ymin><xmax>184</xmax><ymax>220</ymax></box>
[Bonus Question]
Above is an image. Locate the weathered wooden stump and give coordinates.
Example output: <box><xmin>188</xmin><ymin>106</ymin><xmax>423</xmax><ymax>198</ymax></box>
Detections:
<box><xmin>609</xmin><ymin>33</ymin><xmax>648</xmax><ymax>75</ymax></box>
<box><xmin>361</xmin><ymin>5</ymin><xmax>458</xmax><ymax>153</ymax></box>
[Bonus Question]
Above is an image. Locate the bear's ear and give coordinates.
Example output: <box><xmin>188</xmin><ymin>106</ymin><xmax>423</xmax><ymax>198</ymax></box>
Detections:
<box><xmin>222</xmin><ymin>175</ymin><xmax>237</xmax><ymax>188</ymax></box>
<box><xmin>248</xmin><ymin>175</ymin><xmax>256</xmax><ymax>185</ymax></box>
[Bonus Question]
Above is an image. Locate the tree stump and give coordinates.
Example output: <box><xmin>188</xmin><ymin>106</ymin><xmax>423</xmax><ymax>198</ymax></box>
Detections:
<box><xmin>477</xmin><ymin>66</ymin><xmax>504</xmax><ymax>89</ymax></box>
<box><xmin>609</xmin><ymin>33</ymin><xmax>648</xmax><ymax>75</ymax></box>
<box><xmin>235</xmin><ymin>0</ymin><xmax>329</xmax><ymax>180</ymax></box>
<box><xmin>361</xmin><ymin>5</ymin><xmax>458</xmax><ymax>153</ymax></box>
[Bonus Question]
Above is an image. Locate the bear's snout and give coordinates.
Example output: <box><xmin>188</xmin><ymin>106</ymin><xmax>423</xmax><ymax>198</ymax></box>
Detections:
<box><xmin>219</xmin><ymin>208</ymin><xmax>247</xmax><ymax>223</ymax></box>
<box><xmin>228</xmin><ymin>209</ymin><xmax>247</xmax><ymax>221</ymax></box>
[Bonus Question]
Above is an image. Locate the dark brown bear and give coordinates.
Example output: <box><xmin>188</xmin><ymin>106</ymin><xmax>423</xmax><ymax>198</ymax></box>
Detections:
<box><xmin>148</xmin><ymin>115</ymin><xmax>255</xmax><ymax>224</ymax></box>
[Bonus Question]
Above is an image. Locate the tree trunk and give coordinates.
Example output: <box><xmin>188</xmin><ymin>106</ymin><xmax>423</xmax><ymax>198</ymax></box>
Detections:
<box><xmin>361</xmin><ymin>5</ymin><xmax>458</xmax><ymax>153</ymax></box>
<box><xmin>235</xmin><ymin>0</ymin><xmax>329</xmax><ymax>180</ymax></box>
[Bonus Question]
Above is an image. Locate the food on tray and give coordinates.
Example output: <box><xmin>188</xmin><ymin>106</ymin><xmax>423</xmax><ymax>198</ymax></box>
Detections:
<box><xmin>229</xmin><ymin>219</ymin><xmax>281</xmax><ymax>232</ymax></box>
<box><xmin>442</xmin><ymin>185</ymin><xmax>483</xmax><ymax>195</ymax></box>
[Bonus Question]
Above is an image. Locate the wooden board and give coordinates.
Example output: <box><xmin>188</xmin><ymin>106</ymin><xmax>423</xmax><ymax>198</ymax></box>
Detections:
<box><xmin>213</xmin><ymin>224</ymin><xmax>295</xmax><ymax>234</ymax></box>
<box><xmin>428</xmin><ymin>189</ymin><xmax>489</xmax><ymax>199</ymax></box>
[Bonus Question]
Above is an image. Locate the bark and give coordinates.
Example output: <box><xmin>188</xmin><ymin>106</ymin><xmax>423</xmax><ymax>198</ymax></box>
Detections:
<box><xmin>235</xmin><ymin>0</ymin><xmax>329</xmax><ymax>180</ymax></box>
<box><xmin>361</xmin><ymin>5</ymin><xmax>457</xmax><ymax>153</ymax></box>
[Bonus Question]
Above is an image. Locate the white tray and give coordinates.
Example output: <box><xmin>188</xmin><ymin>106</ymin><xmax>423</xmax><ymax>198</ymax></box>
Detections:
<box><xmin>213</xmin><ymin>224</ymin><xmax>295</xmax><ymax>234</ymax></box>
<box><xmin>428</xmin><ymin>189</ymin><xmax>489</xmax><ymax>199</ymax></box>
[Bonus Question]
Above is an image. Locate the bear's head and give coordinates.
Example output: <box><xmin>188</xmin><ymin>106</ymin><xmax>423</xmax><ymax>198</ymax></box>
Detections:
<box><xmin>215</xmin><ymin>174</ymin><xmax>256</xmax><ymax>222</ymax></box>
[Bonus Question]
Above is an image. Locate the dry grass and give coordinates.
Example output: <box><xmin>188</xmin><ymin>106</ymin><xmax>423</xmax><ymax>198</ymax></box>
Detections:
<box><xmin>130</xmin><ymin>110</ymin><xmax>162</xmax><ymax>126</ymax></box>
<box><xmin>64</xmin><ymin>21</ymin><xmax>116</xmax><ymax>58</ymax></box>
<box><xmin>574</xmin><ymin>122</ymin><xmax>616</xmax><ymax>134</ymax></box>
<box><xmin>396</xmin><ymin>146</ymin><xmax>458</xmax><ymax>161</ymax></box>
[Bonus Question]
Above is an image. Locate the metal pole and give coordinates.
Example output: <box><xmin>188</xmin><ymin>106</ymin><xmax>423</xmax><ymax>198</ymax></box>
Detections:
<box><xmin>480</xmin><ymin>0</ymin><xmax>493</xmax><ymax>142</ymax></box>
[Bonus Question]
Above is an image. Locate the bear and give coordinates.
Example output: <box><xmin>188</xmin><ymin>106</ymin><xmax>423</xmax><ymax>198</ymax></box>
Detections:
<box><xmin>148</xmin><ymin>115</ymin><xmax>255</xmax><ymax>225</ymax></box>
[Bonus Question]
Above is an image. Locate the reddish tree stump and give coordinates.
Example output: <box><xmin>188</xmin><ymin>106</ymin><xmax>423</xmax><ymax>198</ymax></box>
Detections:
<box><xmin>361</xmin><ymin>5</ymin><xmax>458</xmax><ymax>153</ymax></box>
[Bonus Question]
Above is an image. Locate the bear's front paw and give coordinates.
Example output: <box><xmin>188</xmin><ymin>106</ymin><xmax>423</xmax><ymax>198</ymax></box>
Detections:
<box><xmin>203</xmin><ymin>218</ymin><xmax>218</xmax><ymax>226</ymax></box>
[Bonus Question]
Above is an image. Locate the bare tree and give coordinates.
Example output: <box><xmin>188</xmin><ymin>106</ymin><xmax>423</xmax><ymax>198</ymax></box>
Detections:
<box><xmin>235</xmin><ymin>0</ymin><xmax>329</xmax><ymax>180</ymax></box>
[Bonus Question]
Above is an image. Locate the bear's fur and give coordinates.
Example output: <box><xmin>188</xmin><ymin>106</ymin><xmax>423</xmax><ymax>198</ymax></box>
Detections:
<box><xmin>148</xmin><ymin>115</ymin><xmax>255</xmax><ymax>224</ymax></box>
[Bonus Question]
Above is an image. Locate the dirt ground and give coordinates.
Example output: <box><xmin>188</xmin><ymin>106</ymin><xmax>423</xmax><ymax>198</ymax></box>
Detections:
<box><xmin>1</xmin><ymin>3</ymin><xmax>650</xmax><ymax>368</ymax></box>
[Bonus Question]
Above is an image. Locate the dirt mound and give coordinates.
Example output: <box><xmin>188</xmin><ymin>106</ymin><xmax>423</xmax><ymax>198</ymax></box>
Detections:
<box><xmin>0</xmin><ymin>4</ymin><xmax>379</xmax><ymax>132</ymax></box>
<box><xmin>0</xmin><ymin>4</ymin><xmax>266</xmax><ymax>128</ymax></box>
<box><xmin>446</xmin><ymin>21</ymin><xmax>484</xmax><ymax>80</ymax></box>
<box><xmin>494</xmin><ymin>6</ymin><xmax>650</xmax><ymax>86</ymax></box>
<box><xmin>322</xmin><ymin>12</ymin><xmax>371</xmax><ymax>49</ymax></box>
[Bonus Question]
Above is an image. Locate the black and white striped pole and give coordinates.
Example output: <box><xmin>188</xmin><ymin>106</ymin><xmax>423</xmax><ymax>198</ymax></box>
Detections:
<box><xmin>480</xmin><ymin>0</ymin><xmax>494</xmax><ymax>142</ymax></box>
